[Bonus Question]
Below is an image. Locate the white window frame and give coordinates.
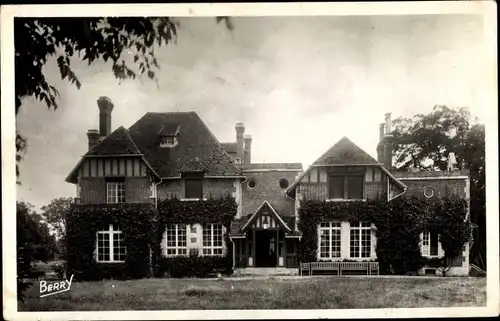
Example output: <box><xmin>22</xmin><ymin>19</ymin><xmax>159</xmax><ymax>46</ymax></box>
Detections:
<box><xmin>234</xmin><ymin>157</ymin><xmax>242</xmax><ymax>164</ymax></box>
<box><xmin>160</xmin><ymin>135</ymin><xmax>177</xmax><ymax>148</ymax></box>
<box><xmin>164</xmin><ymin>224</ymin><xmax>188</xmax><ymax>257</ymax></box>
<box><xmin>96</xmin><ymin>224</ymin><xmax>126</xmax><ymax>263</ymax></box>
<box><xmin>106</xmin><ymin>181</ymin><xmax>125</xmax><ymax>203</ymax></box>
<box><xmin>319</xmin><ymin>221</ymin><xmax>342</xmax><ymax>260</ymax></box>
<box><xmin>421</xmin><ymin>231</ymin><xmax>440</xmax><ymax>257</ymax></box>
<box><xmin>349</xmin><ymin>221</ymin><xmax>372</xmax><ymax>259</ymax></box>
<box><xmin>202</xmin><ymin>223</ymin><xmax>224</xmax><ymax>256</ymax></box>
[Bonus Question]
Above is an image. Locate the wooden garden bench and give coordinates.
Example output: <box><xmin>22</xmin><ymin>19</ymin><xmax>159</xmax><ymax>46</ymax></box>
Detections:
<box><xmin>300</xmin><ymin>261</ymin><xmax>380</xmax><ymax>276</ymax></box>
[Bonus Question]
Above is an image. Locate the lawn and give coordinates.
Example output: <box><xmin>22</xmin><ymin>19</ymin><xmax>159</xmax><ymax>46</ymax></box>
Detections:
<box><xmin>18</xmin><ymin>276</ymin><xmax>486</xmax><ymax>311</ymax></box>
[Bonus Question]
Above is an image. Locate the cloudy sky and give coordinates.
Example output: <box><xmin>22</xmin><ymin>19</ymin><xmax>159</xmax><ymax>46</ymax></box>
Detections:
<box><xmin>16</xmin><ymin>14</ymin><xmax>488</xmax><ymax>209</ymax></box>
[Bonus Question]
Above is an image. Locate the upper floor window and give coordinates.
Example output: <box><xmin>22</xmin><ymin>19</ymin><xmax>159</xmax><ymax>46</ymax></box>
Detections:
<box><xmin>106</xmin><ymin>178</ymin><xmax>125</xmax><ymax>203</ymax></box>
<box><xmin>349</xmin><ymin>221</ymin><xmax>371</xmax><ymax>258</ymax></box>
<box><xmin>421</xmin><ymin>231</ymin><xmax>439</xmax><ymax>257</ymax></box>
<box><xmin>160</xmin><ymin>135</ymin><xmax>178</xmax><ymax>148</ymax></box>
<box><xmin>165</xmin><ymin>224</ymin><xmax>187</xmax><ymax>256</ymax></box>
<box><xmin>234</xmin><ymin>157</ymin><xmax>242</xmax><ymax>164</ymax></box>
<box><xmin>319</xmin><ymin>221</ymin><xmax>341</xmax><ymax>259</ymax></box>
<box><xmin>202</xmin><ymin>223</ymin><xmax>224</xmax><ymax>256</ymax></box>
<box><xmin>96</xmin><ymin>224</ymin><xmax>126</xmax><ymax>263</ymax></box>
<box><xmin>183</xmin><ymin>173</ymin><xmax>204</xmax><ymax>199</ymax></box>
<box><xmin>328</xmin><ymin>175</ymin><xmax>364</xmax><ymax>200</ymax></box>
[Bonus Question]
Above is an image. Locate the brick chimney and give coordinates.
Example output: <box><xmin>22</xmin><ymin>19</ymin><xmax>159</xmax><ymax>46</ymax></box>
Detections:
<box><xmin>235</xmin><ymin>123</ymin><xmax>245</xmax><ymax>163</ymax></box>
<box><xmin>244</xmin><ymin>134</ymin><xmax>252</xmax><ymax>164</ymax></box>
<box><xmin>383</xmin><ymin>113</ymin><xmax>394</xmax><ymax>170</ymax></box>
<box><xmin>376</xmin><ymin>113</ymin><xmax>394</xmax><ymax>170</ymax></box>
<box><xmin>87</xmin><ymin>129</ymin><xmax>99</xmax><ymax>150</ymax></box>
<box><xmin>97</xmin><ymin>96</ymin><xmax>114</xmax><ymax>138</ymax></box>
<box><xmin>377</xmin><ymin>123</ymin><xmax>385</xmax><ymax>163</ymax></box>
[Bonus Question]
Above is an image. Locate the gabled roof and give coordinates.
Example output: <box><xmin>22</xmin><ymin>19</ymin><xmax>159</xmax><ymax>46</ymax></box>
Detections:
<box><xmin>128</xmin><ymin>112</ymin><xmax>242</xmax><ymax>178</ymax></box>
<box><xmin>285</xmin><ymin>136</ymin><xmax>407</xmax><ymax>198</ymax></box>
<box><xmin>221</xmin><ymin>142</ymin><xmax>237</xmax><ymax>154</ymax></box>
<box><xmin>241</xmin><ymin>201</ymin><xmax>292</xmax><ymax>233</ymax></box>
<box><xmin>86</xmin><ymin>126</ymin><xmax>142</xmax><ymax>156</ymax></box>
<box><xmin>313</xmin><ymin>136</ymin><xmax>379</xmax><ymax>166</ymax></box>
<box><xmin>179</xmin><ymin>157</ymin><xmax>208</xmax><ymax>173</ymax></box>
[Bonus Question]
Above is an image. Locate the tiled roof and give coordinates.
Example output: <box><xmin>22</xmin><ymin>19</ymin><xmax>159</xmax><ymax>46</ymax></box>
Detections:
<box><xmin>128</xmin><ymin>112</ymin><xmax>242</xmax><ymax>178</ymax></box>
<box><xmin>86</xmin><ymin>126</ymin><xmax>142</xmax><ymax>156</ymax></box>
<box><xmin>179</xmin><ymin>157</ymin><xmax>208</xmax><ymax>173</ymax></box>
<box><xmin>157</xmin><ymin>123</ymin><xmax>180</xmax><ymax>136</ymax></box>
<box><xmin>313</xmin><ymin>136</ymin><xmax>379</xmax><ymax>165</ymax></box>
<box><xmin>221</xmin><ymin>142</ymin><xmax>237</xmax><ymax>154</ymax></box>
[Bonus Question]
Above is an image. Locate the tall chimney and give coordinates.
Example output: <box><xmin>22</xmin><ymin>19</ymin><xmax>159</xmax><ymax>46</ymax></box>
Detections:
<box><xmin>376</xmin><ymin>123</ymin><xmax>385</xmax><ymax>163</ymax></box>
<box><xmin>87</xmin><ymin>129</ymin><xmax>99</xmax><ymax>150</ymax></box>
<box><xmin>384</xmin><ymin>113</ymin><xmax>393</xmax><ymax>135</ymax></box>
<box><xmin>235</xmin><ymin>123</ymin><xmax>245</xmax><ymax>163</ymax></box>
<box><xmin>244</xmin><ymin>134</ymin><xmax>252</xmax><ymax>164</ymax></box>
<box><xmin>97</xmin><ymin>96</ymin><xmax>114</xmax><ymax>138</ymax></box>
<box><xmin>379</xmin><ymin>123</ymin><xmax>385</xmax><ymax>142</ymax></box>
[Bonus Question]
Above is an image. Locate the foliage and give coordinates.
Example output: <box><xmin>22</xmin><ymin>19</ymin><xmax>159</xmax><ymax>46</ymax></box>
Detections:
<box><xmin>392</xmin><ymin>105</ymin><xmax>485</xmax><ymax>269</ymax></box>
<box><xmin>159</xmin><ymin>256</ymin><xmax>232</xmax><ymax>278</ymax></box>
<box><xmin>66</xmin><ymin>203</ymin><xmax>156</xmax><ymax>281</ymax></box>
<box><xmin>17</xmin><ymin>201</ymin><xmax>58</xmax><ymax>301</ymax></box>
<box><xmin>40</xmin><ymin>197</ymin><xmax>72</xmax><ymax>258</ymax></box>
<box><xmin>298</xmin><ymin>196</ymin><xmax>471</xmax><ymax>275</ymax></box>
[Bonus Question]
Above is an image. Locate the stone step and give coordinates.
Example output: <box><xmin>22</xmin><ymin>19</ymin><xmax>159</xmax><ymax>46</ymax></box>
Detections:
<box><xmin>234</xmin><ymin>268</ymin><xmax>299</xmax><ymax>276</ymax></box>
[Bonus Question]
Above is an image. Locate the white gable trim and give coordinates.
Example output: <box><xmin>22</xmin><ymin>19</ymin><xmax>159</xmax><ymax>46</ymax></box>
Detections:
<box><xmin>241</xmin><ymin>200</ymin><xmax>292</xmax><ymax>233</ymax></box>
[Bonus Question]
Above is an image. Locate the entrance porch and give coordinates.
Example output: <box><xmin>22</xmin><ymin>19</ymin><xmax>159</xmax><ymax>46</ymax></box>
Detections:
<box><xmin>230</xmin><ymin>201</ymin><xmax>300</xmax><ymax>269</ymax></box>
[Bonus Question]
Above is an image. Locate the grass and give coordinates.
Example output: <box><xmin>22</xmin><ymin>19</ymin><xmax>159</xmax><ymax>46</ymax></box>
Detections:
<box><xmin>19</xmin><ymin>276</ymin><xmax>486</xmax><ymax>311</ymax></box>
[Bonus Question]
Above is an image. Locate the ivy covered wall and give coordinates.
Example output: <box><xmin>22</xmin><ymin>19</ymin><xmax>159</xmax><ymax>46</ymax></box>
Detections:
<box><xmin>66</xmin><ymin>196</ymin><xmax>238</xmax><ymax>280</ymax></box>
<box><xmin>298</xmin><ymin>196</ymin><xmax>471</xmax><ymax>275</ymax></box>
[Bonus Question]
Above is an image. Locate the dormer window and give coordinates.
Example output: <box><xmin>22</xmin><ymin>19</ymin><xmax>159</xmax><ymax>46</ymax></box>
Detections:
<box><xmin>158</xmin><ymin>123</ymin><xmax>180</xmax><ymax>148</ymax></box>
<box><xmin>160</xmin><ymin>135</ymin><xmax>177</xmax><ymax>147</ymax></box>
<box><xmin>234</xmin><ymin>157</ymin><xmax>242</xmax><ymax>164</ymax></box>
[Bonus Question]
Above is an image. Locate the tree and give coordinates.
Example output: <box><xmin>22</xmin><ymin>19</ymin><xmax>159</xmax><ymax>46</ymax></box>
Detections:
<box><xmin>392</xmin><ymin>105</ymin><xmax>486</xmax><ymax>269</ymax></box>
<box><xmin>15</xmin><ymin>16</ymin><xmax>233</xmax><ymax>183</ymax></box>
<box><xmin>41</xmin><ymin>197</ymin><xmax>73</xmax><ymax>258</ymax></box>
<box><xmin>17</xmin><ymin>201</ymin><xmax>58</xmax><ymax>301</ymax></box>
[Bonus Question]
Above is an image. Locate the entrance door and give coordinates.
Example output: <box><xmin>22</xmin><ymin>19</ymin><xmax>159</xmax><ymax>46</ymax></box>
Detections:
<box><xmin>255</xmin><ymin>230</ymin><xmax>277</xmax><ymax>267</ymax></box>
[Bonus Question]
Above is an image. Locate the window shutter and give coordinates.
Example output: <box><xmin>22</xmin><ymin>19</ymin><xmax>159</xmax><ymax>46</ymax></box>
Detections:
<box><xmin>328</xmin><ymin>176</ymin><xmax>344</xmax><ymax>199</ymax></box>
<box><xmin>347</xmin><ymin>176</ymin><xmax>363</xmax><ymax>199</ymax></box>
<box><xmin>185</xmin><ymin>178</ymin><xmax>203</xmax><ymax>199</ymax></box>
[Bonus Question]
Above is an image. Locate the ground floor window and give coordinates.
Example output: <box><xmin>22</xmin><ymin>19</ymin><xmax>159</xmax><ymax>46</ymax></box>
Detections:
<box><xmin>319</xmin><ymin>221</ymin><xmax>341</xmax><ymax>259</ymax></box>
<box><xmin>421</xmin><ymin>231</ymin><xmax>439</xmax><ymax>257</ymax></box>
<box><xmin>349</xmin><ymin>221</ymin><xmax>371</xmax><ymax>258</ymax></box>
<box><xmin>202</xmin><ymin>223</ymin><xmax>223</xmax><ymax>256</ymax></box>
<box><xmin>165</xmin><ymin>224</ymin><xmax>187</xmax><ymax>256</ymax></box>
<box><xmin>96</xmin><ymin>224</ymin><xmax>126</xmax><ymax>262</ymax></box>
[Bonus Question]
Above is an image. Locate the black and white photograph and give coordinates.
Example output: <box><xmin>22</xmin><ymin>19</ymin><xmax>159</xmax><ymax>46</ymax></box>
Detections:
<box><xmin>1</xmin><ymin>2</ymin><xmax>498</xmax><ymax>320</ymax></box>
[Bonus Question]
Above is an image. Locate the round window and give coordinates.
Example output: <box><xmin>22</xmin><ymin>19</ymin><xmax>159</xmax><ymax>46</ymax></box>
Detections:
<box><xmin>423</xmin><ymin>187</ymin><xmax>435</xmax><ymax>199</ymax></box>
<box><xmin>279</xmin><ymin>178</ymin><xmax>289</xmax><ymax>189</ymax></box>
<box><xmin>247</xmin><ymin>179</ymin><xmax>257</xmax><ymax>189</ymax></box>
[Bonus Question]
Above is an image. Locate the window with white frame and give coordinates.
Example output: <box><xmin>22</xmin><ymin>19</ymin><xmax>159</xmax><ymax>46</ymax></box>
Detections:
<box><xmin>160</xmin><ymin>135</ymin><xmax>177</xmax><ymax>147</ymax></box>
<box><xmin>319</xmin><ymin>221</ymin><xmax>341</xmax><ymax>259</ymax></box>
<box><xmin>96</xmin><ymin>224</ymin><xmax>126</xmax><ymax>263</ymax></box>
<box><xmin>106</xmin><ymin>180</ymin><xmax>125</xmax><ymax>203</ymax></box>
<box><xmin>165</xmin><ymin>224</ymin><xmax>187</xmax><ymax>256</ymax></box>
<box><xmin>202</xmin><ymin>223</ymin><xmax>223</xmax><ymax>256</ymax></box>
<box><xmin>421</xmin><ymin>231</ymin><xmax>439</xmax><ymax>257</ymax></box>
<box><xmin>349</xmin><ymin>221</ymin><xmax>372</xmax><ymax>258</ymax></box>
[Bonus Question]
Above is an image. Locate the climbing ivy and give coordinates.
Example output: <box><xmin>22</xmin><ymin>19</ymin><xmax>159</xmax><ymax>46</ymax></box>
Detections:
<box><xmin>66</xmin><ymin>203</ymin><xmax>156</xmax><ymax>281</ymax></box>
<box><xmin>298</xmin><ymin>196</ymin><xmax>471</xmax><ymax>275</ymax></box>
